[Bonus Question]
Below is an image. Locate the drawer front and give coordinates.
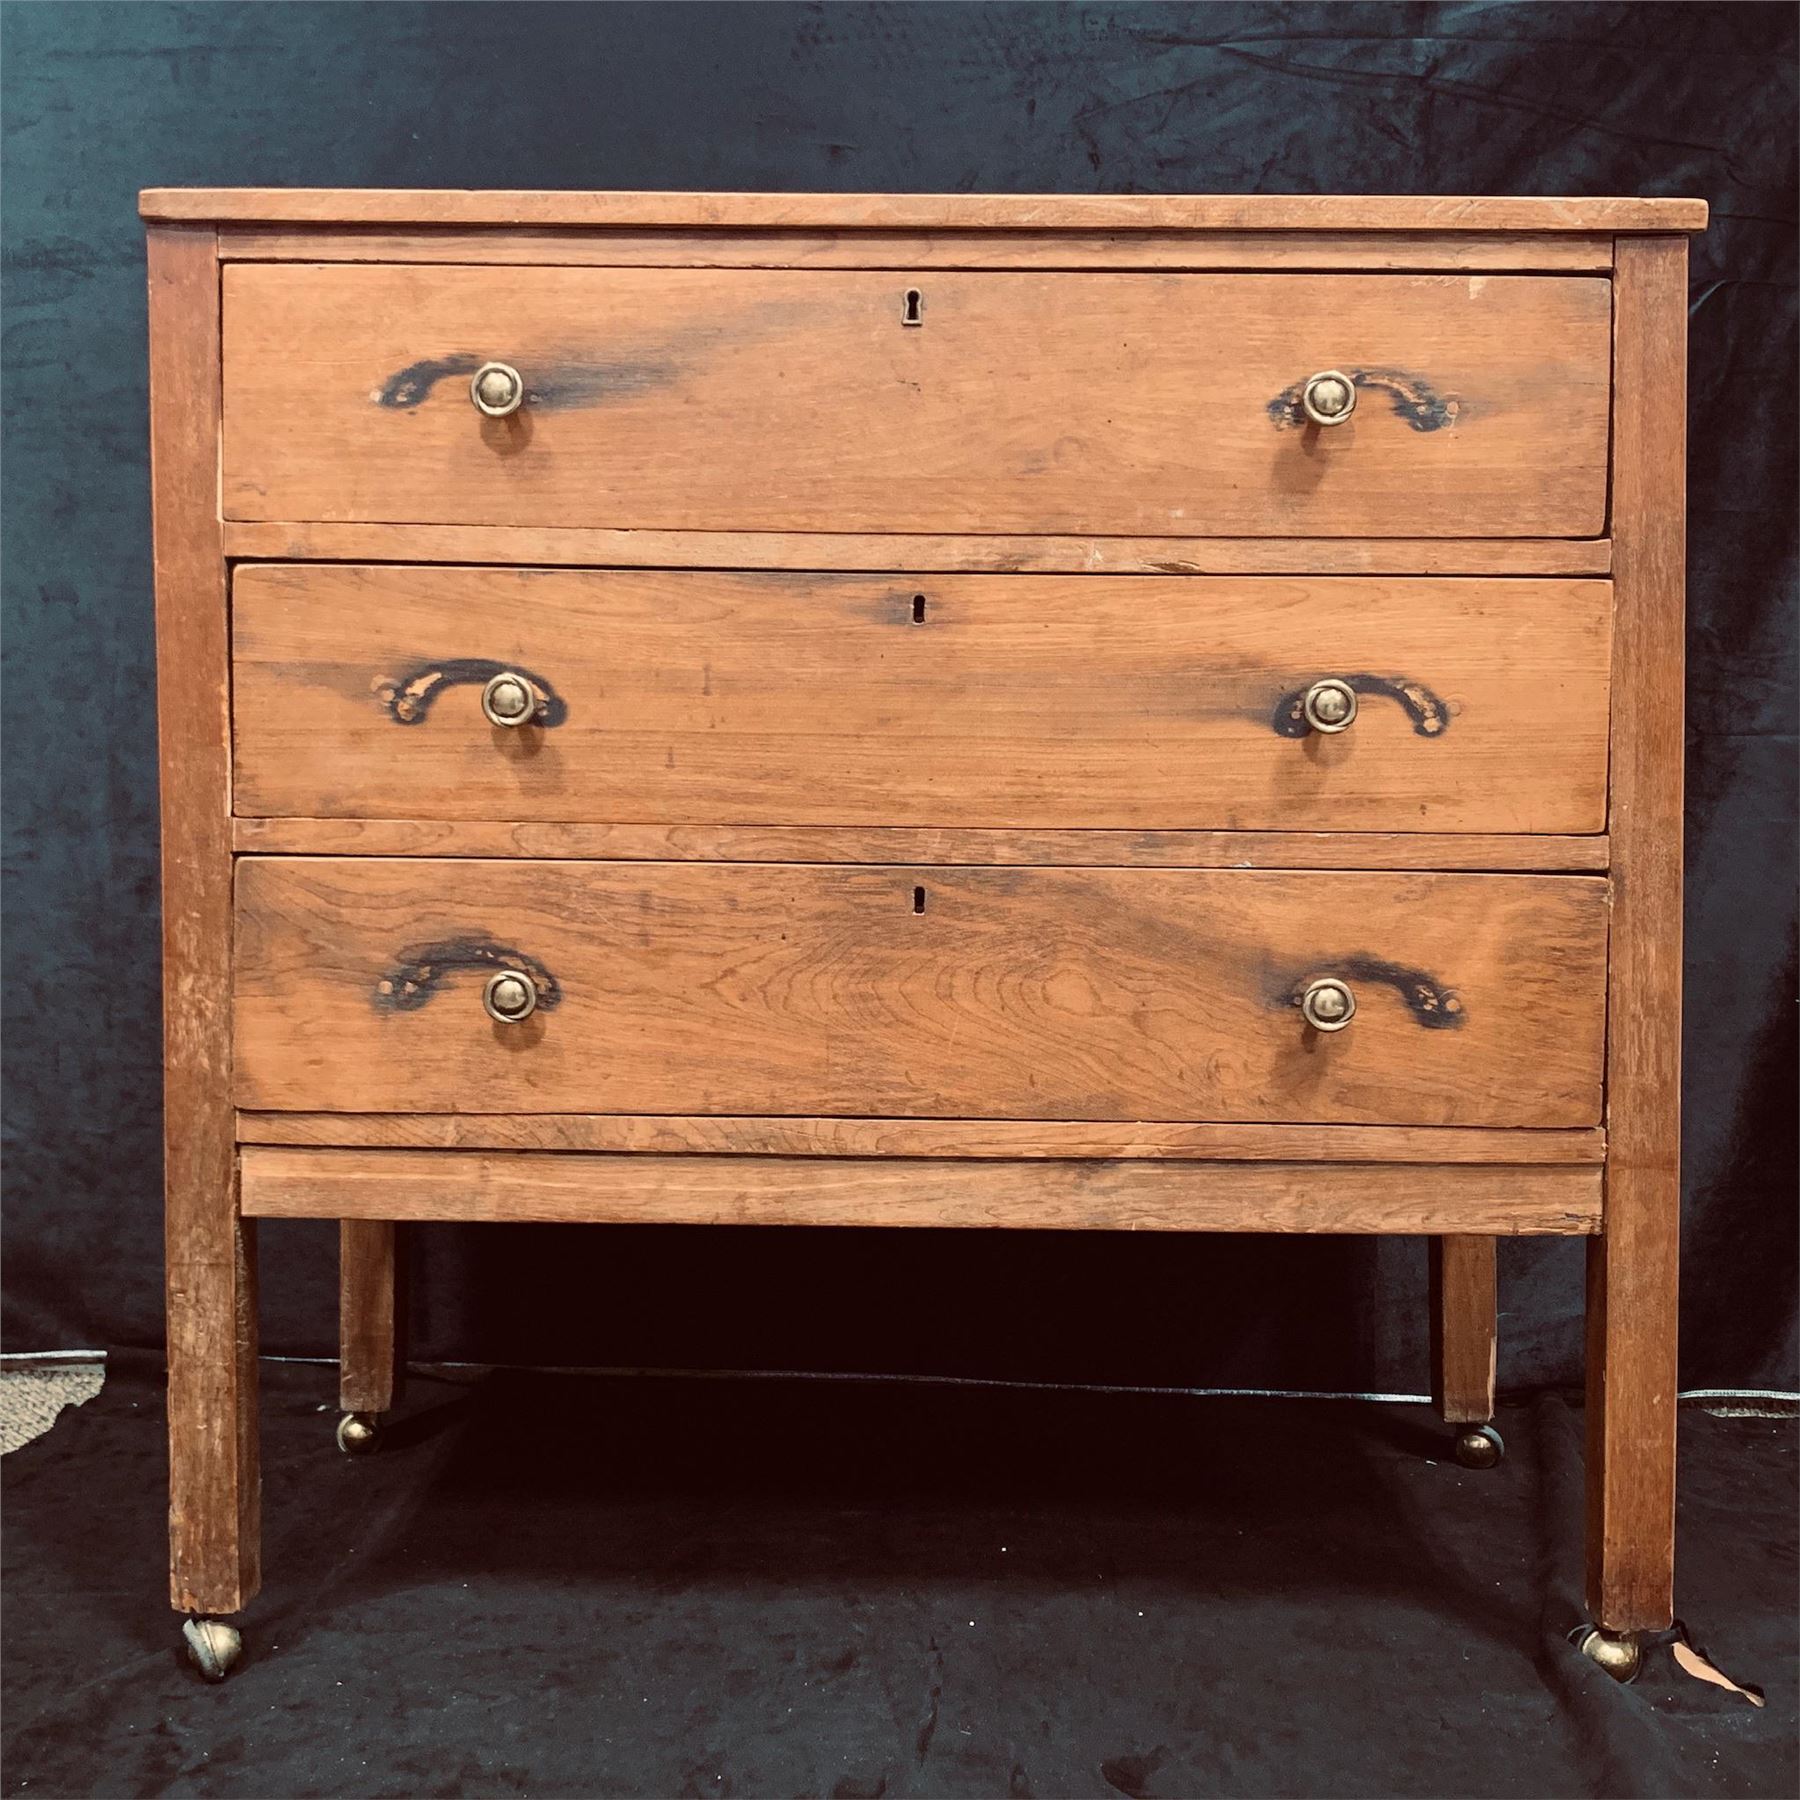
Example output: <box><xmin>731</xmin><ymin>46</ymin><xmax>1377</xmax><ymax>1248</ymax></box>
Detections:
<box><xmin>221</xmin><ymin>266</ymin><xmax>1611</xmax><ymax>537</ymax></box>
<box><xmin>233</xmin><ymin>860</ymin><xmax>1608</xmax><ymax>1126</ymax></box>
<box><xmin>232</xmin><ymin>566</ymin><xmax>1612</xmax><ymax>833</ymax></box>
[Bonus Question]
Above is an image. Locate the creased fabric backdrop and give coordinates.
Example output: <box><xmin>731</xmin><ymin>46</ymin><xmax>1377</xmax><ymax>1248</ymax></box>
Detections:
<box><xmin>2</xmin><ymin>2</ymin><xmax>1794</xmax><ymax>1393</ymax></box>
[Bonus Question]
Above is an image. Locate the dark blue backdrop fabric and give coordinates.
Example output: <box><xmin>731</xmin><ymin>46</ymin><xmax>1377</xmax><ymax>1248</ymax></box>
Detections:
<box><xmin>2</xmin><ymin>3</ymin><xmax>1794</xmax><ymax>1393</ymax></box>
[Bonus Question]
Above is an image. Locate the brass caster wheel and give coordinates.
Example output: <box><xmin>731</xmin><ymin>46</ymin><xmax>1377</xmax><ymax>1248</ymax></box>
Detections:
<box><xmin>182</xmin><ymin>1617</ymin><xmax>243</xmax><ymax>1682</ymax></box>
<box><xmin>1452</xmin><ymin>1423</ymin><xmax>1505</xmax><ymax>1470</ymax></box>
<box><xmin>336</xmin><ymin>1411</ymin><xmax>380</xmax><ymax>1455</ymax></box>
<box><xmin>1576</xmin><ymin>1627</ymin><xmax>1643</xmax><ymax>1682</ymax></box>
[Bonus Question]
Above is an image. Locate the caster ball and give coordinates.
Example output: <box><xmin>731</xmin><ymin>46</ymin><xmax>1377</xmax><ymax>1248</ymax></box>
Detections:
<box><xmin>1453</xmin><ymin>1423</ymin><xmax>1505</xmax><ymax>1470</ymax></box>
<box><xmin>1576</xmin><ymin>1627</ymin><xmax>1643</xmax><ymax>1682</ymax></box>
<box><xmin>183</xmin><ymin>1617</ymin><xmax>242</xmax><ymax>1681</ymax></box>
<box><xmin>336</xmin><ymin>1411</ymin><xmax>380</xmax><ymax>1455</ymax></box>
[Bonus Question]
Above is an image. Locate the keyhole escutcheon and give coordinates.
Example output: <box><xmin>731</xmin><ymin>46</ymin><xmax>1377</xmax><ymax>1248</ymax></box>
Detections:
<box><xmin>912</xmin><ymin>885</ymin><xmax>927</xmax><ymax>914</ymax></box>
<box><xmin>902</xmin><ymin>287</ymin><xmax>923</xmax><ymax>326</ymax></box>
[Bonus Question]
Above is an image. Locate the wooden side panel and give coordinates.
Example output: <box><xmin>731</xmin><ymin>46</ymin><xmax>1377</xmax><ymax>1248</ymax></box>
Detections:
<box><xmin>232</xmin><ymin>567</ymin><xmax>1614</xmax><ymax>834</ymax></box>
<box><xmin>230</xmin><ymin>818</ymin><xmax>1610</xmax><ymax>870</ymax></box>
<box><xmin>1430</xmin><ymin>1236</ymin><xmax>1499</xmax><ymax>1423</ymax></box>
<box><xmin>149</xmin><ymin>225</ymin><xmax>260</xmax><ymax>1616</ymax></box>
<box><xmin>241</xmin><ymin>1149</ymin><xmax>1603</xmax><ymax>1236</ymax></box>
<box><xmin>232</xmin><ymin>860</ymin><xmax>1609</xmax><ymax>1127</ymax></box>
<box><xmin>224</xmin><ymin>521</ymin><xmax>1614</xmax><ymax>575</ymax></box>
<box><xmin>1586</xmin><ymin>237</ymin><xmax>1687</xmax><ymax>1634</ymax></box>
<box><xmin>238</xmin><ymin>1113</ymin><xmax>1606</xmax><ymax>1164</ymax></box>
<box><xmin>220</xmin><ymin>266</ymin><xmax>1612</xmax><ymax>537</ymax></box>
<box><xmin>338</xmin><ymin>1220</ymin><xmax>401</xmax><ymax>1416</ymax></box>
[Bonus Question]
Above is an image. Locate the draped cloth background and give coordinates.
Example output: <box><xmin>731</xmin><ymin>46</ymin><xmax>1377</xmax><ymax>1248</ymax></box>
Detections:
<box><xmin>2</xmin><ymin>2</ymin><xmax>1793</xmax><ymax>1393</ymax></box>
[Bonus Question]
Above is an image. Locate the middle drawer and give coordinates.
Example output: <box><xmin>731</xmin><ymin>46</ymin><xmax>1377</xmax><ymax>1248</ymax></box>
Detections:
<box><xmin>232</xmin><ymin>566</ymin><xmax>1611</xmax><ymax>833</ymax></box>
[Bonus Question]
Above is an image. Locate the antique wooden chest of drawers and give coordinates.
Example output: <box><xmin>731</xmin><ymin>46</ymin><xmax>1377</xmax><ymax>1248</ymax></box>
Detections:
<box><xmin>142</xmin><ymin>189</ymin><xmax>1704</xmax><ymax>1682</ymax></box>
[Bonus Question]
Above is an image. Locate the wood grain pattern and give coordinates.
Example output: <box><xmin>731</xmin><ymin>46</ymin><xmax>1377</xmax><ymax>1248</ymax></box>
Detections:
<box><xmin>223</xmin><ymin>521</ymin><xmax>1614</xmax><ymax>576</ymax></box>
<box><xmin>240</xmin><ymin>1149</ymin><xmax>1603</xmax><ymax>1235</ymax></box>
<box><xmin>232</xmin><ymin>859</ymin><xmax>1609</xmax><ymax>1126</ymax></box>
<box><xmin>143</xmin><ymin>189</ymin><xmax>1710</xmax><ymax>232</ymax></box>
<box><xmin>148</xmin><ymin>225</ymin><xmax>261</xmax><ymax>1617</ymax></box>
<box><xmin>230</xmin><ymin>818</ymin><xmax>1610</xmax><ymax>869</ymax></box>
<box><xmin>220</xmin><ymin>266</ymin><xmax>1612</xmax><ymax>537</ymax></box>
<box><xmin>1430</xmin><ymin>1236</ymin><xmax>1498</xmax><ymax>1424</ymax></box>
<box><xmin>237</xmin><ymin>1113</ymin><xmax>1606</xmax><ymax>1163</ymax></box>
<box><xmin>338</xmin><ymin>1221</ymin><xmax>401</xmax><ymax>1415</ymax></box>
<box><xmin>1586</xmin><ymin>237</ymin><xmax>1688</xmax><ymax>1634</ymax></box>
<box><xmin>231</xmin><ymin>567</ymin><xmax>1613</xmax><ymax>833</ymax></box>
<box><xmin>218</xmin><ymin>226</ymin><xmax>1614</xmax><ymax>272</ymax></box>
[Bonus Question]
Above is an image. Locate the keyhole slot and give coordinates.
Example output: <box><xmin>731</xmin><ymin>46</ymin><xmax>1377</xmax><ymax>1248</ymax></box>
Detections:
<box><xmin>902</xmin><ymin>287</ymin><xmax>923</xmax><ymax>326</ymax></box>
<box><xmin>912</xmin><ymin>885</ymin><xmax>927</xmax><ymax>914</ymax></box>
<box><xmin>911</xmin><ymin>594</ymin><xmax>927</xmax><ymax>624</ymax></box>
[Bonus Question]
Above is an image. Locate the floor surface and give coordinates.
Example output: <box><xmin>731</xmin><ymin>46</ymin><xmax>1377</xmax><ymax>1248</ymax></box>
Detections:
<box><xmin>2</xmin><ymin>1355</ymin><xmax>1793</xmax><ymax>1798</ymax></box>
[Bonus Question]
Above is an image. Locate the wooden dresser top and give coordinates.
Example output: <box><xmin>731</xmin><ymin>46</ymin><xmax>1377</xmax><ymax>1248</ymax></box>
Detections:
<box><xmin>139</xmin><ymin>189</ymin><xmax>1708</xmax><ymax>233</ymax></box>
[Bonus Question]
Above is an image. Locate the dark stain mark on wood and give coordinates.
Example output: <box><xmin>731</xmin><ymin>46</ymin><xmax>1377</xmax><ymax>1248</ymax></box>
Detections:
<box><xmin>520</xmin><ymin>356</ymin><xmax>680</xmax><ymax>410</ymax></box>
<box><xmin>372</xmin><ymin>938</ymin><xmax>561</xmax><ymax>1014</ymax></box>
<box><xmin>1275</xmin><ymin>956</ymin><xmax>1466</xmax><ymax>1029</ymax></box>
<box><xmin>1271</xmin><ymin>673</ymin><xmax>1451</xmax><ymax>738</ymax></box>
<box><xmin>1266</xmin><ymin>367</ymin><xmax>1461</xmax><ymax>432</ymax></box>
<box><xmin>372</xmin><ymin>659</ymin><xmax>568</xmax><ymax>727</ymax></box>
<box><xmin>373</xmin><ymin>352</ymin><xmax>678</xmax><ymax>412</ymax></box>
<box><xmin>375</xmin><ymin>355</ymin><xmax>482</xmax><ymax>409</ymax></box>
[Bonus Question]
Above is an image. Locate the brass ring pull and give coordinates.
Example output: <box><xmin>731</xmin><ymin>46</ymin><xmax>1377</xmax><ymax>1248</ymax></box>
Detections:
<box><xmin>481</xmin><ymin>671</ymin><xmax>536</xmax><ymax>727</ymax></box>
<box><xmin>470</xmin><ymin>361</ymin><xmax>525</xmax><ymax>418</ymax></box>
<box><xmin>482</xmin><ymin>969</ymin><xmax>539</xmax><ymax>1024</ymax></box>
<box><xmin>1300</xmin><ymin>977</ymin><xmax>1356</xmax><ymax>1033</ymax></box>
<box><xmin>1300</xmin><ymin>370</ymin><xmax>1357</xmax><ymax>427</ymax></box>
<box><xmin>1301</xmin><ymin>677</ymin><xmax>1358</xmax><ymax>734</ymax></box>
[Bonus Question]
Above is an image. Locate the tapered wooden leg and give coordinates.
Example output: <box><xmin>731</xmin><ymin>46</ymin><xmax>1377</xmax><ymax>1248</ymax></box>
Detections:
<box><xmin>167</xmin><ymin>1208</ymin><xmax>261</xmax><ymax>1614</ymax></box>
<box><xmin>339</xmin><ymin>1219</ymin><xmax>404</xmax><ymax>1418</ymax></box>
<box><xmin>1429</xmin><ymin>1236</ymin><xmax>1497</xmax><ymax>1425</ymax></box>
<box><xmin>1585</xmin><ymin>1224</ymin><xmax>1678</xmax><ymax>1631</ymax></box>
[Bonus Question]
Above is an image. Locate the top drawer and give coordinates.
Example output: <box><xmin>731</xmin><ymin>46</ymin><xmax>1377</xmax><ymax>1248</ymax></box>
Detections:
<box><xmin>220</xmin><ymin>266</ymin><xmax>1611</xmax><ymax>538</ymax></box>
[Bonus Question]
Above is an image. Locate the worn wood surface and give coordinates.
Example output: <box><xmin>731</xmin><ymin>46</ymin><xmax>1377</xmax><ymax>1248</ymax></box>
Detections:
<box><xmin>233</xmin><ymin>859</ymin><xmax>1608</xmax><ymax>1126</ymax></box>
<box><xmin>149</xmin><ymin>225</ymin><xmax>261</xmax><ymax>1617</ymax></box>
<box><xmin>217</xmin><ymin>226</ymin><xmax>1614</xmax><ymax>271</ymax></box>
<box><xmin>220</xmin><ymin>267</ymin><xmax>1612</xmax><ymax>536</ymax></box>
<box><xmin>232</xmin><ymin>567</ymin><xmax>1613</xmax><ymax>833</ymax></box>
<box><xmin>222</xmin><ymin>521</ymin><xmax>1614</xmax><ymax>575</ymax></box>
<box><xmin>241</xmin><ymin>1149</ymin><xmax>1603</xmax><ymax>1235</ymax></box>
<box><xmin>1586</xmin><ymin>236</ymin><xmax>1687</xmax><ymax>1635</ymax></box>
<box><xmin>338</xmin><ymin>1220</ymin><xmax>402</xmax><ymax>1416</ymax></box>
<box><xmin>238</xmin><ymin>1113</ymin><xmax>1606</xmax><ymax>1163</ymax></box>
<box><xmin>144</xmin><ymin>188</ymin><xmax>1710</xmax><ymax>232</ymax></box>
<box><xmin>231</xmin><ymin>818</ymin><xmax>1610</xmax><ymax>869</ymax></box>
<box><xmin>1430</xmin><ymin>1236</ymin><xmax>1499</xmax><ymax>1424</ymax></box>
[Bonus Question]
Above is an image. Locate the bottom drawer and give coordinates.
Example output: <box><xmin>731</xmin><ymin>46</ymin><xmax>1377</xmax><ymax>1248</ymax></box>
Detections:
<box><xmin>234</xmin><ymin>859</ymin><xmax>1606</xmax><ymax>1127</ymax></box>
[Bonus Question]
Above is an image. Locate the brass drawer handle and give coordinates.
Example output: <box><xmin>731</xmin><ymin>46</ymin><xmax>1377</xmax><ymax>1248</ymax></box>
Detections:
<box><xmin>470</xmin><ymin>361</ymin><xmax>525</xmax><ymax>418</ymax></box>
<box><xmin>1300</xmin><ymin>370</ymin><xmax>1357</xmax><ymax>427</ymax></box>
<box><xmin>1301</xmin><ymin>677</ymin><xmax>1358</xmax><ymax>734</ymax></box>
<box><xmin>482</xmin><ymin>969</ymin><xmax>539</xmax><ymax>1024</ymax></box>
<box><xmin>1300</xmin><ymin>977</ymin><xmax>1356</xmax><ymax>1032</ymax></box>
<box><xmin>480</xmin><ymin>670</ymin><xmax>538</xmax><ymax>728</ymax></box>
